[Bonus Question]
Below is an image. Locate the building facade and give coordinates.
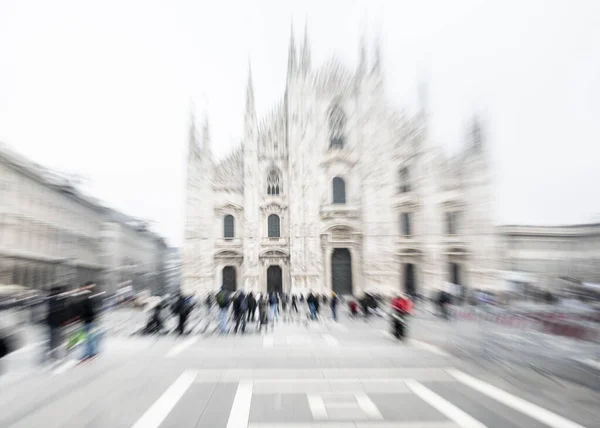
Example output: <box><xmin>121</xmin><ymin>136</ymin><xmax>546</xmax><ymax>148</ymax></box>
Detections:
<box><xmin>164</xmin><ymin>247</ymin><xmax>182</xmax><ymax>294</ymax></box>
<box><xmin>183</xmin><ymin>32</ymin><xmax>498</xmax><ymax>298</ymax></box>
<box><xmin>0</xmin><ymin>142</ymin><xmax>167</xmax><ymax>295</ymax></box>
<box><xmin>498</xmin><ymin>223</ymin><xmax>600</xmax><ymax>294</ymax></box>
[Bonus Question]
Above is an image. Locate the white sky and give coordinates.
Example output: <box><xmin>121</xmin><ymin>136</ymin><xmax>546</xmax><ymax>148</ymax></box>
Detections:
<box><xmin>1</xmin><ymin>0</ymin><xmax>600</xmax><ymax>246</ymax></box>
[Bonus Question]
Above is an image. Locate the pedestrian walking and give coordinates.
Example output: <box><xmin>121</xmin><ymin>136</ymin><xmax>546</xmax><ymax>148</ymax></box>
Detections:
<box><xmin>232</xmin><ymin>291</ymin><xmax>247</xmax><ymax>334</ymax></box>
<box><xmin>80</xmin><ymin>282</ymin><xmax>100</xmax><ymax>360</ymax></box>
<box><xmin>216</xmin><ymin>286</ymin><xmax>230</xmax><ymax>334</ymax></box>
<box><xmin>247</xmin><ymin>292</ymin><xmax>257</xmax><ymax>322</ymax></box>
<box><xmin>173</xmin><ymin>294</ymin><xmax>190</xmax><ymax>335</ymax></box>
<box><xmin>269</xmin><ymin>292</ymin><xmax>278</xmax><ymax>325</ymax></box>
<box><xmin>330</xmin><ymin>292</ymin><xmax>339</xmax><ymax>322</ymax></box>
<box><xmin>291</xmin><ymin>294</ymin><xmax>298</xmax><ymax>314</ymax></box>
<box><xmin>44</xmin><ymin>286</ymin><xmax>67</xmax><ymax>363</ymax></box>
<box><xmin>307</xmin><ymin>292</ymin><xmax>317</xmax><ymax>320</ymax></box>
<box><xmin>258</xmin><ymin>295</ymin><xmax>269</xmax><ymax>333</ymax></box>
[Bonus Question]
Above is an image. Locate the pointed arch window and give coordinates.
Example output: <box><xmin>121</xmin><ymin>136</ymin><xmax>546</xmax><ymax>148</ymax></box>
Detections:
<box><xmin>399</xmin><ymin>167</ymin><xmax>411</xmax><ymax>193</ymax></box>
<box><xmin>332</xmin><ymin>177</ymin><xmax>346</xmax><ymax>204</ymax></box>
<box><xmin>223</xmin><ymin>215</ymin><xmax>235</xmax><ymax>239</ymax></box>
<box><xmin>268</xmin><ymin>214</ymin><xmax>281</xmax><ymax>238</ymax></box>
<box><xmin>267</xmin><ymin>169</ymin><xmax>282</xmax><ymax>196</ymax></box>
<box><xmin>329</xmin><ymin>104</ymin><xmax>346</xmax><ymax>149</ymax></box>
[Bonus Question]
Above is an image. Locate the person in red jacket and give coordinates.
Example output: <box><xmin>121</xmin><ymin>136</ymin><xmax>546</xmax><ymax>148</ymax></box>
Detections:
<box><xmin>391</xmin><ymin>294</ymin><xmax>413</xmax><ymax>315</ymax></box>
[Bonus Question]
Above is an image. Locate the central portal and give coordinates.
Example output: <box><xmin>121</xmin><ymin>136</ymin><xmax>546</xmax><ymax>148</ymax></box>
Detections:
<box><xmin>331</xmin><ymin>248</ymin><xmax>353</xmax><ymax>296</ymax></box>
<box><xmin>267</xmin><ymin>265</ymin><xmax>282</xmax><ymax>295</ymax></box>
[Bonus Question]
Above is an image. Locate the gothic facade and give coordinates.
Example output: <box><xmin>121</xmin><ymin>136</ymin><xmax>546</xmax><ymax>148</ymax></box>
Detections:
<box><xmin>183</xmin><ymin>31</ymin><xmax>498</xmax><ymax>298</ymax></box>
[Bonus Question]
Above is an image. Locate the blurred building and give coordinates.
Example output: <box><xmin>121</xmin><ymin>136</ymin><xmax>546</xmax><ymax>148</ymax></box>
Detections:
<box><xmin>0</xmin><ymin>142</ymin><xmax>167</xmax><ymax>295</ymax></box>
<box><xmin>183</xmin><ymin>31</ymin><xmax>498</xmax><ymax>298</ymax></box>
<box><xmin>164</xmin><ymin>247</ymin><xmax>181</xmax><ymax>294</ymax></box>
<box><xmin>498</xmin><ymin>224</ymin><xmax>600</xmax><ymax>296</ymax></box>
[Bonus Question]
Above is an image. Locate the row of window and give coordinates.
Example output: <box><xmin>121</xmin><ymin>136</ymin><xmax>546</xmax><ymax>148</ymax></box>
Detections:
<box><xmin>265</xmin><ymin>169</ymin><xmax>347</xmax><ymax>204</ymax></box>
<box><xmin>223</xmin><ymin>211</ymin><xmax>459</xmax><ymax>239</ymax></box>
<box><xmin>224</xmin><ymin>214</ymin><xmax>281</xmax><ymax>239</ymax></box>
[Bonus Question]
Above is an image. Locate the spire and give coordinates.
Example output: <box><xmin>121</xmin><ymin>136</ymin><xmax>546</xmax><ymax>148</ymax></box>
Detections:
<box><xmin>287</xmin><ymin>20</ymin><xmax>297</xmax><ymax>76</ymax></box>
<box><xmin>202</xmin><ymin>113</ymin><xmax>211</xmax><ymax>153</ymax></box>
<box><xmin>245</xmin><ymin>60</ymin><xmax>255</xmax><ymax>119</ymax></box>
<box><xmin>357</xmin><ymin>33</ymin><xmax>367</xmax><ymax>77</ymax></box>
<box><xmin>371</xmin><ymin>37</ymin><xmax>381</xmax><ymax>74</ymax></box>
<box><xmin>300</xmin><ymin>20</ymin><xmax>311</xmax><ymax>75</ymax></box>
<box><xmin>188</xmin><ymin>102</ymin><xmax>198</xmax><ymax>153</ymax></box>
<box><xmin>469</xmin><ymin>115</ymin><xmax>483</xmax><ymax>151</ymax></box>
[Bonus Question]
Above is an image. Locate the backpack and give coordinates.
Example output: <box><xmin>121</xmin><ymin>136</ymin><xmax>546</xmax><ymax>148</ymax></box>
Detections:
<box><xmin>216</xmin><ymin>291</ymin><xmax>227</xmax><ymax>308</ymax></box>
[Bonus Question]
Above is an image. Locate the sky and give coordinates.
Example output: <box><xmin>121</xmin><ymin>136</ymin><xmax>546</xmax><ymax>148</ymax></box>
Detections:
<box><xmin>1</xmin><ymin>0</ymin><xmax>600</xmax><ymax>246</ymax></box>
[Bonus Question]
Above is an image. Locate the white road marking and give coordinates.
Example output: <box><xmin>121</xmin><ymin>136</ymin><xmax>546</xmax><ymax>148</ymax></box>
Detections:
<box><xmin>354</xmin><ymin>392</ymin><xmax>384</xmax><ymax>420</ymax></box>
<box><xmin>575</xmin><ymin>357</ymin><xmax>600</xmax><ymax>371</ymax></box>
<box><xmin>263</xmin><ymin>335</ymin><xmax>274</xmax><ymax>348</ymax></box>
<box><xmin>132</xmin><ymin>370</ymin><xmax>197</xmax><ymax>428</ymax></box>
<box><xmin>226</xmin><ymin>380</ymin><xmax>254</xmax><ymax>428</ymax></box>
<box><xmin>323</xmin><ymin>334</ymin><xmax>340</xmax><ymax>347</ymax></box>
<box><xmin>166</xmin><ymin>337</ymin><xmax>198</xmax><ymax>358</ymax></box>
<box><xmin>307</xmin><ymin>394</ymin><xmax>328</xmax><ymax>420</ymax></box>
<box><xmin>410</xmin><ymin>339</ymin><xmax>450</xmax><ymax>357</ymax></box>
<box><xmin>448</xmin><ymin>369</ymin><xmax>587</xmax><ymax>428</ymax></box>
<box><xmin>52</xmin><ymin>358</ymin><xmax>78</xmax><ymax>375</ymax></box>
<box><xmin>405</xmin><ymin>379</ymin><xmax>487</xmax><ymax>428</ymax></box>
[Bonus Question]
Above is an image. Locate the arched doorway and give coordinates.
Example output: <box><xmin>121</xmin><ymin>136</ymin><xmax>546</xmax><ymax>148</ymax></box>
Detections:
<box><xmin>403</xmin><ymin>263</ymin><xmax>416</xmax><ymax>296</ymax></box>
<box><xmin>331</xmin><ymin>248</ymin><xmax>352</xmax><ymax>295</ymax></box>
<box><xmin>267</xmin><ymin>265</ymin><xmax>282</xmax><ymax>295</ymax></box>
<box><xmin>222</xmin><ymin>266</ymin><xmax>237</xmax><ymax>292</ymax></box>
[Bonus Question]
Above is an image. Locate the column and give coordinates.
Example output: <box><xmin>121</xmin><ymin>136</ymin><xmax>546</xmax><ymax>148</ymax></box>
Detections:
<box><xmin>324</xmin><ymin>246</ymin><xmax>332</xmax><ymax>292</ymax></box>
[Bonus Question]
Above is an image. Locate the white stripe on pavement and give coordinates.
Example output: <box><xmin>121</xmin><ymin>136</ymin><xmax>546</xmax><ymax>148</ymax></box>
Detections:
<box><xmin>448</xmin><ymin>369</ymin><xmax>587</xmax><ymax>428</ymax></box>
<box><xmin>405</xmin><ymin>379</ymin><xmax>487</xmax><ymax>428</ymax></box>
<box><xmin>52</xmin><ymin>358</ymin><xmax>78</xmax><ymax>375</ymax></box>
<box><xmin>575</xmin><ymin>358</ymin><xmax>600</xmax><ymax>371</ymax></box>
<box><xmin>323</xmin><ymin>334</ymin><xmax>340</xmax><ymax>347</ymax></box>
<box><xmin>132</xmin><ymin>370</ymin><xmax>197</xmax><ymax>428</ymax></box>
<box><xmin>355</xmin><ymin>392</ymin><xmax>384</xmax><ymax>420</ymax></box>
<box><xmin>166</xmin><ymin>337</ymin><xmax>198</xmax><ymax>358</ymax></box>
<box><xmin>226</xmin><ymin>380</ymin><xmax>254</xmax><ymax>428</ymax></box>
<box><xmin>306</xmin><ymin>394</ymin><xmax>328</xmax><ymax>420</ymax></box>
<box><xmin>410</xmin><ymin>340</ymin><xmax>450</xmax><ymax>357</ymax></box>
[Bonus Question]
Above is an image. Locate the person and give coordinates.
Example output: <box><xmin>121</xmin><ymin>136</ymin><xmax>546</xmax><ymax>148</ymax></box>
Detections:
<box><xmin>281</xmin><ymin>294</ymin><xmax>288</xmax><ymax>322</ymax></box>
<box><xmin>291</xmin><ymin>294</ymin><xmax>298</xmax><ymax>314</ymax></box>
<box><xmin>80</xmin><ymin>283</ymin><xmax>99</xmax><ymax>360</ymax></box>
<box><xmin>232</xmin><ymin>291</ymin><xmax>247</xmax><ymax>334</ymax></box>
<box><xmin>307</xmin><ymin>292</ymin><xmax>317</xmax><ymax>320</ymax></box>
<box><xmin>216</xmin><ymin>286</ymin><xmax>230</xmax><ymax>334</ymax></box>
<box><xmin>45</xmin><ymin>286</ymin><xmax>67</xmax><ymax>363</ymax></box>
<box><xmin>145</xmin><ymin>303</ymin><xmax>163</xmax><ymax>334</ymax></box>
<box><xmin>173</xmin><ymin>294</ymin><xmax>189</xmax><ymax>335</ymax></box>
<box><xmin>330</xmin><ymin>292</ymin><xmax>339</xmax><ymax>321</ymax></box>
<box><xmin>348</xmin><ymin>299</ymin><xmax>359</xmax><ymax>318</ymax></box>
<box><xmin>247</xmin><ymin>292</ymin><xmax>257</xmax><ymax>322</ymax></box>
<box><xmin>391</xmin><ymin>293</ymin><xmax>413</xmax><ymax>315</ymax></box>
<box><xmin>258</xmin><ymin>294</ymin><xmax>269</xmax><ymax>333</ymax></box>
<box><xmin>268</xmin><ymin>292</ymin><xmax>278</xmax><ymax>325</ymax></box>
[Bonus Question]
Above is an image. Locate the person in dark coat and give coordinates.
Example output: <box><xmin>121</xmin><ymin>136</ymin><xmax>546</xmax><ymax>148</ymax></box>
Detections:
<box><xmin>291</xmin><ymin>294</ymin><xmax>298</xmax><ymax>313</ymax></box>
<box><xmin>330</xmin><ymin>292</ymin><xmax>339</xmax><ymax>321</ymax></box>
<box><xmin>45</xmin><ymin>286</ymin><xmax>67</xmax><ymax>362</ymax></box>
<box><xmin>174</xmin><ymin>294</ymin><xmax>189</xmax><ymax>335</ymax></box>
<box><xmin>246</xmin><ymin>292</ymin><xmax>257</xmax><ymax>322</ymax></box>
<box><xmin>80</xmin><ymin>285</ymin><xmax>99</xmax><ymax>360</ymax></box>
<box><xmin>233</xmin><ymin>292</ymin><xmax>247</xmax><ymax>333</ymax></box>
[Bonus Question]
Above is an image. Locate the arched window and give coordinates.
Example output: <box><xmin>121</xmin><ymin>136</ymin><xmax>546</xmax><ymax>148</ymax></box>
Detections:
<box><xmin>266</xmin><ymin>169</ymin><xmax>282</xmax><ymax>195</ymax></box>
<box><xmin>399</xmin><ymin>167</ymin><xmax>410</xmax><ymax>193</ymax></box>
<box><xmin>401</xmin><ymin>212</ymin><xmax>412</xmax><ymax>236</ymax></box>
<box><xmin>223</xmin><ymin>215</ymin><xmax>235</xmax><ymax>238</ymax></box>
<box><xmin>329</xmin><ymin>104</ymin><xmax>346</xmax><ymax>149</ymax></box>
<box><xmin>268</xmin><ymin>214</ymin><xmax>280</xmax><ymax>238</ymax></box>
<box><xmin>332</xmin><ymin>177</ymin><xmax>346</xmax><ymax>204</ymax></box>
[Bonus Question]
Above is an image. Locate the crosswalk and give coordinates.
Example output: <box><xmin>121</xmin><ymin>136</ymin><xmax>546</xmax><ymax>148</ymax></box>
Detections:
<box><xmin>130</xmin><ymin>367</ymin><xmax>589</xmax><ymax>428</ymax></box>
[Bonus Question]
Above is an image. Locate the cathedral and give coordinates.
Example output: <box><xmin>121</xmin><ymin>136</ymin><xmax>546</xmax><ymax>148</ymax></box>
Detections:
<box><xmin>182</xmin><ymin>29</ymin><xmax>498</xmax><ymax>299</ymax></box>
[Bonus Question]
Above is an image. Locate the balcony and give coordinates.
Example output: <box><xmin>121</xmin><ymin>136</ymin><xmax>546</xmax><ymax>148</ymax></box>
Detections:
<box><xmin>392</xmin><ymin>192</ymin><xmax>419</xmax><ymax>210</ymax></box>
<box><xmin>215</xmin><ymin>237</ymin><xmax>243</xmax><ymax>249</ymax></box>
<box><xmin>260</xmin><ymin>237</ymin><xmax>288</xmax><ymax>248</ymax></box>
<box><xmin>320</xmin><ymin>204</ymin><xmax>360</xmax><ymax>220</ymax></box>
